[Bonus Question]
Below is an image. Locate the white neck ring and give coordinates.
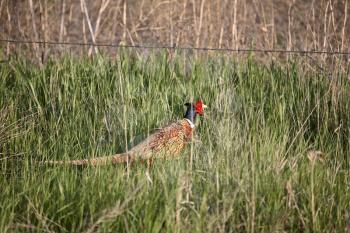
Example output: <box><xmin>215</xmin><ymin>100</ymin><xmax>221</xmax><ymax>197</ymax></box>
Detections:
<box><xmin>185</xmin><ymin>118</ymin><xmax>195</xmax><ymax>128</ymax></box>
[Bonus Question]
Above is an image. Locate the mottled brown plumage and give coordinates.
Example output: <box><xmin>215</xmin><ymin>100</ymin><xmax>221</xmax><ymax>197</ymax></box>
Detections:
<box><xmin>44</xmin><ymin>100</ymin><xmax>207</xmax><ymax>166</ymax></box>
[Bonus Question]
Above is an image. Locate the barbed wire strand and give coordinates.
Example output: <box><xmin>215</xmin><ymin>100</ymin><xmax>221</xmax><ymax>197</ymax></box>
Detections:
<box><xmin>1</xmin><ymin>38</ymin><xmax>350</xmax><ymax>56</ymax></box>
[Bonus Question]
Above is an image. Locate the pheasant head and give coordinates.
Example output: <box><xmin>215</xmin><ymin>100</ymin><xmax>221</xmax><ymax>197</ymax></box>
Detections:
<box><xmin>184</xmin><ymin>100</ymin><xmax>207</xmax><ymax>126</ymax></box>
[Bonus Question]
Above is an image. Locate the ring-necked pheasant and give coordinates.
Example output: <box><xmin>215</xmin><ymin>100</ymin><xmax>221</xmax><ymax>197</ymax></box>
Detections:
<box><xmin>44</xmin><ymin>100</ymin><xmax>207</xmax><ymax>166</ymax></box>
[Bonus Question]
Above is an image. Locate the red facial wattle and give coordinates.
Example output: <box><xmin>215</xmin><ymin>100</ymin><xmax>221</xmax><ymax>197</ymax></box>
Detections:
<box><xmin>195</xmin><ymin>100</ymin><xmax>205</xmax><ymax>115</ymax></box>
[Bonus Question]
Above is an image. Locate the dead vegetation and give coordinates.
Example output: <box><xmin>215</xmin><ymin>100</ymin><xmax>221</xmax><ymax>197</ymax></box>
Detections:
<box><xmin>0</xmin><ymin>0</ymin><xmax>349</xmax><ymax>62</ymax></box>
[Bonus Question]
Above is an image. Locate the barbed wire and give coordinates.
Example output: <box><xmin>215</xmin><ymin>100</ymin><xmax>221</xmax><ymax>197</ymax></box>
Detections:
<box><xmin>1</xmin><ymin>38</ymin><xmax>350</xmax><ymax>56</ymax></box>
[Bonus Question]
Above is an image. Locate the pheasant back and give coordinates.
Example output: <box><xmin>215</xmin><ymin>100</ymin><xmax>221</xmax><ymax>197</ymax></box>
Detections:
<box><xmin>129</xmin><ymin>119</ymin><xmax>193</xmax><ymax>161</ymax></box>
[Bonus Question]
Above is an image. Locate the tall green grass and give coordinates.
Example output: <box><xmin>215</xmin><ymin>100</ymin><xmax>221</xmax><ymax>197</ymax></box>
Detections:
<box><xmin>0</xmin><ymin>53</ymin><xmax>349</xmax><ymax>232</ymax></box>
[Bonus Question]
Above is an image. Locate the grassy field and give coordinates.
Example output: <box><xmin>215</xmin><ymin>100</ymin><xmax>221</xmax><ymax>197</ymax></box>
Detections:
<box><xmin>0</xmin><ymin>53</ymin><xmax>350</xmax><ymax>232</ymax></box>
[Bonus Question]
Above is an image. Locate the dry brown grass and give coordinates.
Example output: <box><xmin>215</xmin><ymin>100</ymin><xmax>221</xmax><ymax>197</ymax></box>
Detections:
<box><xmin>0</xmin><ymin>0</ymin><xmax>349</xmax><ymax>63</ymax></box>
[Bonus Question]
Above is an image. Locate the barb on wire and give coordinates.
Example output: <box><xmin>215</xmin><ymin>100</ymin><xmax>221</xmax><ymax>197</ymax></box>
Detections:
<box><xmin>1</xmin><ymin>38</ymin><xmax>350</xmax><ymax>56</ymax></box>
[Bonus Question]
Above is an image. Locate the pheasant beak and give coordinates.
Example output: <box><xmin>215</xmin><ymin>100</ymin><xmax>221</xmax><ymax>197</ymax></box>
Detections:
<box><xmin>202</xmin><ymin>104</ymin><xmax>208</xmax><ymax>109</ymax></box>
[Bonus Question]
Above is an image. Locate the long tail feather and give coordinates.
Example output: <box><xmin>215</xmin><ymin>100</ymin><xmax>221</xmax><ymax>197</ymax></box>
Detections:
<box><xmin>42</xmin><ymin>153</ymin><xmax>132</xmax><ymax>166</ymax></box>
